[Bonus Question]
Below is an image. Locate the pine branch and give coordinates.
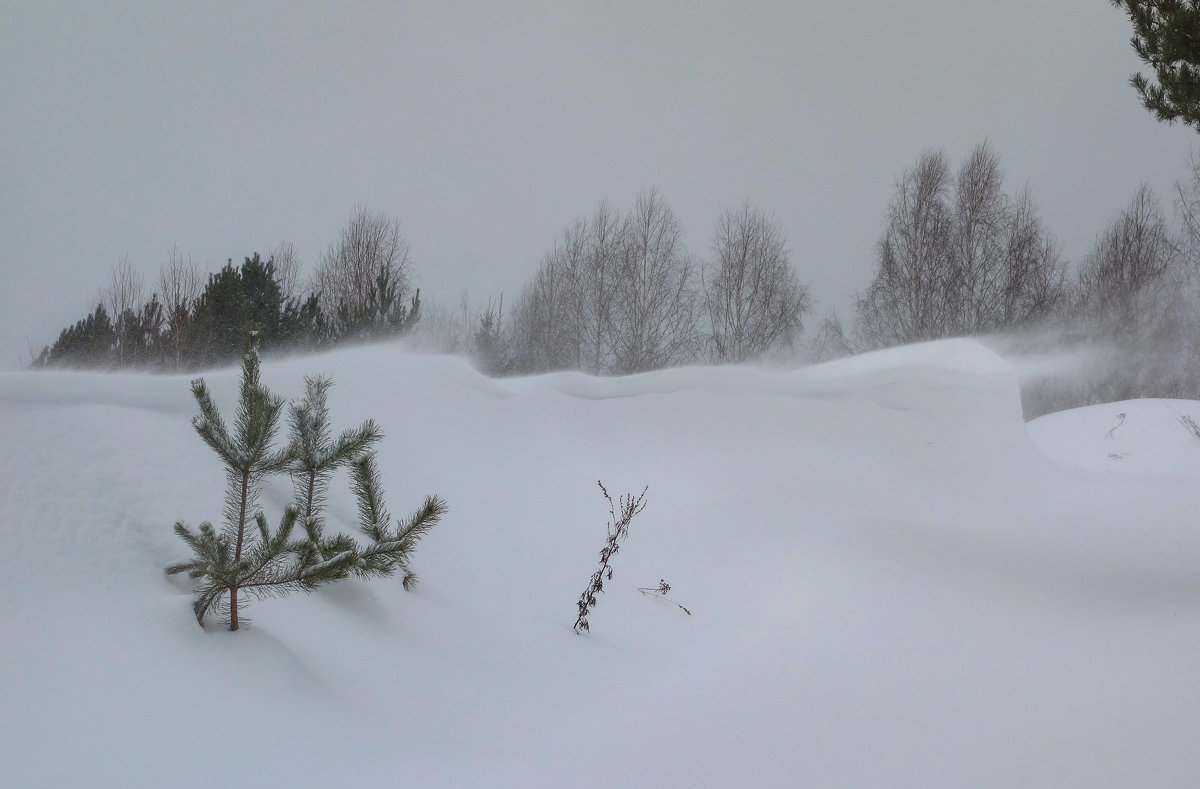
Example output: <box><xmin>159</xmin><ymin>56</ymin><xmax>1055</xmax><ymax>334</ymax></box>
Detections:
<box><xmin>393</xmin><ymin>495</ymin><xmax>450</xmax><ymax>546</ymax></box>
<box><xmin>189</xmin><ymin>379</ymin><xmax>236</xmax><ymax>466</ymax></box>
<box><xmin>351</xmin><ymin>455</ymin><xmax>447</xmax><ymax>584</ymax></box>
<box><xmin>358</xmin><ymin>495</ymin><xmax>448</xmax><ymax>581</ymax></box>
<box><xmin>349</xmin><ymin>453</ymin><xmax>391</xmax><ymax>542</ymax></box>
<box><xmin>285</xmin><ymin>375</ymin><xmax>381</xmax><ymax>526</ymax></box>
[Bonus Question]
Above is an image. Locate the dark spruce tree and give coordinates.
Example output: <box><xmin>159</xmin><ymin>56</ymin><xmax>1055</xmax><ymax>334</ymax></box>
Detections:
<box><xmin>472</xmin><ymin>295</ymin><xmax>513</xmax><ymax>376</ymax></box>
<box><xmin>277</xmin><ymin>292</ymin><xmax>331</xmax><ymax>352</ymax></box>
<box><xmin>36</xmin><ymin>303</ymin><xmax>116</xmax><ymax>369</ymax></box>
<box><xmin>113</xmin><ymin>295</ymin><xmax>165</xmax><ymax>368</ymax></box>
<box><xmin>190</xmin><ymin>255</ymin><xmax>285</xmax><ymax>366</ymax></box>
<box><xmin>1112</xmin><ymin>1</ymin><xmax>1200</xmax><ymax>130</ymax></box>
<box><xmin>334</xmin><ymin>262</ymin><xmax>421</xmax><ymax>341</ymax></box>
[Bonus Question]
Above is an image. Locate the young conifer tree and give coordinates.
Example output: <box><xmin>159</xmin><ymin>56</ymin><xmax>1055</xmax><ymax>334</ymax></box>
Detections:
<box><xmin>286</xmin><ymin>375</ymin><xmax>382</xmax><ymax>539</ymax></box>
<box><xmin>167</xmin><ymin>325</ymin><xmax>448</xmax><ymax>630</ymax></box>
<box><xmin>283</xmin><ymin>375</ymin><xmax>448</xmax><ymax>585</ymax></box>
<box><xmin>167</xmin><ymin>327</ymin><xmax>359</xmax><ymax>629</ymax></box>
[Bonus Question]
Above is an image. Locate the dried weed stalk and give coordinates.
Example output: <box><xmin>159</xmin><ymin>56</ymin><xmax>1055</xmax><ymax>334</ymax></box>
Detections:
<box><xmin>573</xmin><ymin>481</ymin><xmax>648</xmax><ymax>634</ymax></box>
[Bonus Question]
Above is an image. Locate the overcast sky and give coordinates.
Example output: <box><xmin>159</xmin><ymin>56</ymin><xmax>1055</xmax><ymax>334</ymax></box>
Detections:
<box><xmin>2</xmin><ymin>1</ymin><xmax>1196</xmax><ymax>369</ymax></box>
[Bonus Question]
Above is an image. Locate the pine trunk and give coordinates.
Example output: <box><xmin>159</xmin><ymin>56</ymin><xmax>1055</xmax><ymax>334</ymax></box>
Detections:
<box><xmin>234</xmin><ymin>467</ymin><xmax>250</xmax><ymax>560</ymax></box>
<box><xmin>231</xmin><ymin>466</ymin><xmax>250</xmax><ymax>631</ymax></box>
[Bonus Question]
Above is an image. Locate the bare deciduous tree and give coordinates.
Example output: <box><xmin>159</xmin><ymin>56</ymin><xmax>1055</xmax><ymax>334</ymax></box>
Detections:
<box><xmin>269</xmin><ymin>241</ymin><xmax>303</xmax><ymax>304</ymax></box>
<box><xmin>158</xmin><ymin>246</ymin><xmax>203</xmax><ymax>309</ymax></box>
<box><xmin>158</xmin><ymin>246</ymin><xmax>203</xmax><ymax>368</ymax></box>
<box><xmin>511</xmin><ymin>245</ymin><xmax>578</xmax><ymax>372</ymax></box>
<box><xmin>610</xmin><ymin>188</ymin><xmax>700</xmax><ymax>373</ymax></box>
<box><xmin>571</xmin><ymin>202</ymin><xmax>624</xmax><ymax>374</ymax></box>
<box><xmin>313</xmin><ymin>207</ymin><xmax>412</xmax><ymax>324</ymax></box>
<box><xmin>808</xmin><ymin>312</ymin><xmax>856</xmax><ymax>363</ymax></box>
<box><xmin>513</xmin><ymin>190</ymin><xmax>704</xmax><ymax>375</ymax></box>
<box><xmin>703</xmin><ymin>203</ymin><xmax>810</xmax><ymax>362</ymax></box>
<box><xmin>950</xmin><ymin>142</ymin><xmax>1008</xmax><ymax>332</ymax></box>
<box><xmin>856</xmin><ymin>150</ymin><xmax>953</xmax><ymax>347</ymax></box>
<box><xmin>1077</xmin><ymin>185</ymin><xmax>1174</xmax><ymax>335</ymax></box>
<box><xmin>856</xmin><ymin>144</ymin><xmax>1064</xmax><ymax>348</ymax></box>
<box><xmin>1000</xmin><ymin>188</ymin><xmax>1065</xmax><ymax>326</ymax></box>
<box><xmin>101</xmin><ymin>256</ymin><xmax>146</xmax><ymax>324</ymax></box>
<box><xmin>511</xmin><ymin>203</ymin><xmax>624</xmax><ymax>374</ymax></box>
<box><xmin>99</xmin><ymin>256</ymin><xmax>148</xmax><ymax>365</ymax></box>
<box><xmin>408</xmin><ymin>297</ymin><xmax>469</xmax><ymax>354</ymax></box>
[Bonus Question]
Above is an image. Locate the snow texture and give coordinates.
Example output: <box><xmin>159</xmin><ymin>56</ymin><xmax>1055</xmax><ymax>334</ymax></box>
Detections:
<box><xmin>1</xmin><ymin>338</ymin><xmax>1198</xmax><ymax>787</ymax></box>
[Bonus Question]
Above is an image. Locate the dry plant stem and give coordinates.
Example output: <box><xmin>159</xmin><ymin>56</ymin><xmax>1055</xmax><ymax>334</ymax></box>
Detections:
<box><xmin>573</xmin><ymin>481</ymin><xmax>648</xmax><ymax>634</ymax></box>
<box><xmin>638</xmin><ymin>584</ymin><xmax>692</xmax><ymax>616</ymax></box>
<box><xmin>1106</xmin><ymin>412</ymin><xmax>1127</xmax><ymax>439</ymax></box>
<box><xmin>1179</xmin><ymin>413</ymin><xmax>1200</xmax><ymax>440</ymax></box>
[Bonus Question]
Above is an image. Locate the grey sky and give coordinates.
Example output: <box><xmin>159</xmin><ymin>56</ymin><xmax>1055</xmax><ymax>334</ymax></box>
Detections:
<box><xmin>1</xmin><ymin>1</ymin><xmax>1194</xmax><ymax>369</ymax></box>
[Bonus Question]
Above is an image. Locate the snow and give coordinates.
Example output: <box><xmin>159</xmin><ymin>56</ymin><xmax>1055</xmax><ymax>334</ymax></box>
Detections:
<box><xmin>1029</xmin><ymin>397</ymin><xmax>1200</xmax><ymax>479</ymax></box>
<box><xmin>2</xmin><ymin>338</ymin><xmax>1199</xmax><ymax>787</ymax></box>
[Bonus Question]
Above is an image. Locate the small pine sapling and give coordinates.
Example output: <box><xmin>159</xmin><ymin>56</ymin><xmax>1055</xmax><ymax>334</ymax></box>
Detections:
<box><xmin>573</xmin><ymin>481</ymin><xmax>648</xmax><ymax>634</ymax></box>
<box><xmin>167</xmin><ymin>328</ymin><xmax>357</xmax><ymax>630</ymax></box>
<box><xmin>166</xmin><ymin>326</ymin><xmax>447</xmax><ymax>630</ymax></box>
<box><xmin>285</xmin><ymin>374</ymin><xmax>382</xmax><ymax>553</ymax></box>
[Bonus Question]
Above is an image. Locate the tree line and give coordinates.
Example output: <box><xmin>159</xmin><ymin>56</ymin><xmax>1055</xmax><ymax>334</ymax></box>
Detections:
<box><xmin>33</xmin><ymin>149</ymin><xmax>1200</xmax><ymax>417</ymax></box>
<box><xmin>502</xmin><ymin>187</ymin><xmax>810</xmax><ymax>375</ymax></box>
<box><xmin>801</xmin><ymin>142</ymin><xmax>1200</xmax><ymax>416</ymax></box>
<box><xmin>409</xmin><ymin>188</ymin><xmax>812</xmax><ymax>376</ymax></box>
<box><xmin>422</xmin><ymin>144</ymin><xmax>1200</xmax><ymax>417</ymax></box>
<box><xmin>32</xmin><ymin>207</ymin><xmax>420</xmax><ymax>370</ymax></box>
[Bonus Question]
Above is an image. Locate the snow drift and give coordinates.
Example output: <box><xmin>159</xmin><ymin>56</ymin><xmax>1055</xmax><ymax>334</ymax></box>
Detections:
<box><xmin>1</xmin><ymin>338</ymin><xmax>1198</xmax><ymax>788</ymax></box>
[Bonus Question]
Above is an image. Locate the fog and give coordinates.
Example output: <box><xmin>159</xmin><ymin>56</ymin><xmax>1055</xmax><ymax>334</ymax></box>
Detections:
<box><xmin>2</xmin><ymin>1</ymin><xmax>1196</xmax><ymax>371</ymax></box>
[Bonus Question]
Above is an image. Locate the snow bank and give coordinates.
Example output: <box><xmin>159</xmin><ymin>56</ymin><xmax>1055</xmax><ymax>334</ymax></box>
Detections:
<box><xmin>1030</xmin><ymin>397</ymin><xmax>1200</xmax><ymax>479</ymax></box>
<box><xmin>2</xmin><ymin>339</ymin><xmax>1198</xmax><ymax>788</ymax></box>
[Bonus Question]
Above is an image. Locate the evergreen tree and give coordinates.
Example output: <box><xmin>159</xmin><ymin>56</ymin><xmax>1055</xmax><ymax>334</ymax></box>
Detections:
<box><xmin>239</xmin><ymin>253</ymin><xmax>284</xmax><ymax>339</ymax></box>
<box><xmin>277</xmin><ymin>293</ymin><xmax>331</xmax><ymax>351</ymax></box>
<box><xmin>285</xmin><ymin>375</ymin><xmax>382</xmax><ymax>534</ymax></box>
<box><xmin>167</xmin><ymin>326</ymin><xmax>337</xmax><ymax>630</ymax></box>
<box><xmin>333</xmin><ymin>260</ymin><xmax>421</xmax><ymax>340</ymax></box>
<box><xmin>40</xmin><ymin>304</ymin><xmax>116</xmax><ymax>368</ymax></box>
<box><xmin>167</xmin><ymin>326</ymin><xmax>448</xmax><ymax>630</ymax></box>
<box><xmin>1112</xmin><ymin>1</ymin><xmax>1200</xmax><ymax>131</ymax></box>
<box><xmin>190</xmin><ymin>255</ymin><xmax>285</xmax><ymax>366</ymax></box>
<box><xmin>285</xmin><ymin>374</ymin><xmax>446</xmax><ymax>589</ymax></box>
<box><xmin>113</xmin><ymin>295</ymin><xmax>165</xmax><ymax>368</ymax></box>
<box><xmin>190</xmin><ymin>261</ymin><xmax>247</xmax><ymax>365</ymax></box>
<box><xmin>471</xmin><ymin>294</ymin><xmax>513</xmax><ymax>375</ymax></box>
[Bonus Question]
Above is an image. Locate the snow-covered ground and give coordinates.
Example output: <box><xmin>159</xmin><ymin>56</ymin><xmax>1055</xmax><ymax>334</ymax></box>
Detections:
<box><xmin>2</xmin><ymin>339</ymin><xmax>1198</xmax><ymax>788</ymax></box>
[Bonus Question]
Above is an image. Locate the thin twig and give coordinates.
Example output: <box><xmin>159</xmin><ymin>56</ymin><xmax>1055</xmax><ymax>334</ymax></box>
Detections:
<box><xmin>638</xmin><ymin>580</ymin><xmax>692</xmax><ymax>616</ymax></box>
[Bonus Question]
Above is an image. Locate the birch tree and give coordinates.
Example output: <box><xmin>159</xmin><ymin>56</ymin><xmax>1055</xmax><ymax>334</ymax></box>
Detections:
<box><xmin>703</xmin><ymin>203</ymin><xmax>810</xmax><ymax>362</ymax></box>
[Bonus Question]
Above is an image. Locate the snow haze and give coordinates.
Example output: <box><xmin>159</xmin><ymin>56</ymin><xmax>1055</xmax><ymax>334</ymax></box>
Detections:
<box><xmin>2</xmin><ymin>338</ymin><xmax>1198</xmax><ymax>786</ymax></box>
<box><xmin>1</xmin><ymin>1</ymin><xmax>1196</xmax><ymax>367</ymax></box>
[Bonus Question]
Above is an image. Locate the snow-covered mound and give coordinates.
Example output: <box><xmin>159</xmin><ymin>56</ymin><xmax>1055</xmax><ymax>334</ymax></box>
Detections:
<box><xmin>1030</xmin><ymin>397</ymin><xmax>1200</xmax><ymax>479</ymax></box>
<box><xmin>2</xmin><ymin>339</ymin><xmax>1198</xmax><ymax>788</ymax></box>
